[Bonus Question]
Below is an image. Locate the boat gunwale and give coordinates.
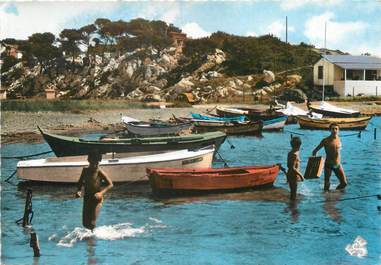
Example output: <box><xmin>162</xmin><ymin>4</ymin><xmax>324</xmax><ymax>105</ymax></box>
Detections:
<box><xmin>17</xmin><ymin>149</ymin><xmax>215</xmax><ymax>169</ymax></box>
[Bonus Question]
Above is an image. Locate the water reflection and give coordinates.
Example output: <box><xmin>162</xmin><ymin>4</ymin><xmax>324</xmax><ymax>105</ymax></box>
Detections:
<box><xmin>323</xmin><ymin>191</ymin><xmax>344</xmax><ymax>223</ymax></box>
<box><xmin>284</xmin><ymin>200</ymin><xmax>300</xmax><ymax>223</ymax></box>
<box><xmin>86</xmin><ymin>237</ymin><xmax>97</xmax><ymax>265</ymax></box>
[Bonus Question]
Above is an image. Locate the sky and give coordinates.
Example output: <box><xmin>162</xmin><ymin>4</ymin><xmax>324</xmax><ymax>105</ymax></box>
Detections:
<box><xmin>1</xmin><ymin>1</ymin><xmax>380</xmax><ymax>57</ymax></box>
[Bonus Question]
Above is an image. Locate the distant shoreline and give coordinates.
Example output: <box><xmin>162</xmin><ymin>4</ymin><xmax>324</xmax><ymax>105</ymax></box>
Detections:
<box><xmin>1</xmin><ymin>101</ymin><xmax>381</xmax><ymax>144</ymax></box>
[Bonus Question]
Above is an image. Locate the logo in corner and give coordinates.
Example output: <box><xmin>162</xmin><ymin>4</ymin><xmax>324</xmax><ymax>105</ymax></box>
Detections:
<box><xmin>345</xmin><ymin>236</ymin><xmax>367</xmax><ymax>258</ymax></box>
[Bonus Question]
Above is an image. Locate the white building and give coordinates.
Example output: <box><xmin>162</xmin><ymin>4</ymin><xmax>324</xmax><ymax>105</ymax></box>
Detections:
<box><xmin>313</xmin><ymin>55</ymin><xmax>381</xmax><ymax>96</ymax></box>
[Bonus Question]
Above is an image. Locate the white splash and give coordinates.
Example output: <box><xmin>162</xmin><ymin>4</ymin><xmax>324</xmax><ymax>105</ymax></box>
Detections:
<box><xmin>93</xmin><ymin>223</ymin><xmax>145</xmax><ymax>240</ymax></box>
<box><xmin>57</xmin><ymin>223</ymin><xmax>145</xmax><ymax>248</ymax></box>
<box><xmin>149</xmin><ymin>217</ymin><xmax>162</xmax><ymax>223</ymax></box>
<box><xmin>58</xmin><ymin>227</ymin><xmax>93</xmax><ymax>248</ymax></box>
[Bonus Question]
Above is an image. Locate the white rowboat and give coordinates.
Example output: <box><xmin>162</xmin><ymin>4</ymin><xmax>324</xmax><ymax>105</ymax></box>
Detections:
<box><xmin>17</xmin><ymin>148</ymin><xmax>214</xmax><ymax>183</ymax></box>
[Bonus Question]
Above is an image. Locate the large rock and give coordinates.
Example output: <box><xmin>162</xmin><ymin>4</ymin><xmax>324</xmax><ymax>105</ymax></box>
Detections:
<box><xmin>263</xmin><ymin>70</ymin><xmax>275</xmax><ymax>83</ymax></box>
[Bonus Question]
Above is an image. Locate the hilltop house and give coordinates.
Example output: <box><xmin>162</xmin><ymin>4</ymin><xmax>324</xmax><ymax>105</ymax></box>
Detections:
<box><xmin>313</xmin><ymin>55</ymin><xmax>381</xmax><ymax>96</ymax></box>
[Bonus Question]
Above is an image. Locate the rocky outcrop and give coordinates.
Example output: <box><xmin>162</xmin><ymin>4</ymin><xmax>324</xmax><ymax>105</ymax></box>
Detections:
<box><xmin>2</xmin><ymin>45</ymin><xmax>304</xmax><ymax>103</ymax></box>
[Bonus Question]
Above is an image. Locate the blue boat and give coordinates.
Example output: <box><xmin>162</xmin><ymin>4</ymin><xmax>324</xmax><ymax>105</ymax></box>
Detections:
<box><xmin>262</xmin><ymin>116</ymin><xmax>288</xmax><ymax>131</ymax></box>
<box><xmin>191</xmin><ymin>113</ymin><xmax>247</xmax><ymax>123</ymax></box>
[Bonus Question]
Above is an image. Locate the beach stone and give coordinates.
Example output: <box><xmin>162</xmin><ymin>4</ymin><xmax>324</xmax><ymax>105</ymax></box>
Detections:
<box><xmin>263</xmin><ymin>70</ymin><xmax>275</xmax><ymax>83</ymax></box>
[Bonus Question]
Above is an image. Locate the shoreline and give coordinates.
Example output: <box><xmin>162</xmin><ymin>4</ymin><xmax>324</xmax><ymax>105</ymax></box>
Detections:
<box><xmin>2</xmin><ymin>101</ymin><xmax>381</xmax><ymax>144</ymax></box>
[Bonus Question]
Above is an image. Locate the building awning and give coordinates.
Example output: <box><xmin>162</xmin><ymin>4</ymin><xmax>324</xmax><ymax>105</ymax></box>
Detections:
<box><xmin>323</xmin><ymin>55</ymin><xmax>381</xmax><ymax>70</ymax></box>
<box><xmin>335</xmin><ymin>63</ymin><xmax>381</xmax><ymax>70</ymax></box>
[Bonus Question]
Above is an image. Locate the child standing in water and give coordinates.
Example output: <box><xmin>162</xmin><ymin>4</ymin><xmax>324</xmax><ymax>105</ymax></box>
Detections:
<box><xmin>75</xmin><ymin>152</ymin><xmax>113</xmax><ymax>230</ymax></box>
<box><xmin>287</xmin><ymin>137</ymin><xmax>304</xmax><ymax>200</ymax></box>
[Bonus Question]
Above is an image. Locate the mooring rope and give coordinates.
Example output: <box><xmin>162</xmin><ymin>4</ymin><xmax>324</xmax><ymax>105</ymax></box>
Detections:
<box><xmin>317</xmin><ymin>194</ymin><xmax>381</xmax><ymax>203</ymax></box>
<box><xmin>215</xmin><ymin>150</ymin><xmax>229</xmax><ymax>168</ymax></box>
<box><xmin>2</xmin><ymin>150</ymin><xmax>53</xmax><ymax>160</ymax></box>
<box><xmin>283</xmin><ymin>129</ymin><xmax>305</xmax><ymax>136</ymax></box>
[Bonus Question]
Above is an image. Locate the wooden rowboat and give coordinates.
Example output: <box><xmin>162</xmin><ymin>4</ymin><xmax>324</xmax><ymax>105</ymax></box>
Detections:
<box><xmin>124</xmin><ymin>121</ymin><xmax>192</xmax><ymax>136</ymax></box>
<box><xmin>191</xmin><ymin>113</ymin><xmax>247</xmax><ymax>123</ymax></box>
<box><xmin>297</xmin><ymin>116</ymin><xmax>371</xmax><ymax>130</ymax></box>
<box><xmin>147</xmin><ymin>164</ymin><xmax>280</xmax><ymax>195</ymax></box>
<box><xmin>216</xmin><ymin>106</ymin><xmax>284</xmax><ymax>121</ymax></box>
<box><xmin>17</xmin><ymin>147</ymin><xmax>215</xmax><ymax>183</ymax></box>
<box><xmin>192</xmin><ymin>120</ymin><xmax>262</xmax><ymax>135</ymax></box>
<box><xmin>38</xmin><ymin>126</ymin><xmax>226</xmax><ymax>157</ymax></box>
<box><xmin>262</xmin><ymin>116</ymin><xmax>288</xmax><ymax>131</ymax></box>
<box><xmin>173</xmin><ymin>116</ymin><xmax>262</xmax><ymax>135</ymax></box>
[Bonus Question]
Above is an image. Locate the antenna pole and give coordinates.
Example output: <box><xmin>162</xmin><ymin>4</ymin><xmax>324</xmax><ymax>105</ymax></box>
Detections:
<box><xmin>286</xmin><ymin>16</ymin><xmax>288</xmax><ymax>44</ymax></box>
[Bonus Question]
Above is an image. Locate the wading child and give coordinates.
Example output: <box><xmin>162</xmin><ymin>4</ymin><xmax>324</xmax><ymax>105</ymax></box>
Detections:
<box><xmin>287</xmin><ymin>136</ymin><xmax>304</xmax><ymax>200</ymax></box>
<box><xmin>312</xmin><ymin>123</ymin><xmax>347</xmax><ymax>191</ymax></box>
<box><xmin>75</xmin><ymin>152</ymin><xmax>113</xmax><ymax>230</ymax></box>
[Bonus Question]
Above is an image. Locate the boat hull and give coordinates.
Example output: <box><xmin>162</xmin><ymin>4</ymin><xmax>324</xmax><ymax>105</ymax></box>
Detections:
<box><xmin>124</xmin><ymin>122</ymin><xmax>192</xmax><ymax>136</ymax></box>
<box><xmin>216</xmin><ymin>106</ymin><xmax>284</xmax><ymax>121</ymax></box>
<box><xmin>309</xmin><ymin>107</ymin><xmax>361</xmax><ymax>118</ymax></box>
<box><xmin>297</xmin><ymin>116</ymin><xmax>371</xmax><ymax>130</ymax></box>
<box><xmin>17</xmin><ymin>149</ymin><xmax>214</xmax><ymax>183</ymax></box>
<box><xmin>39</xmin><ymin>127</ymin><xmax>226</xmax><ymax>157</ymax></box>
<box><xmin>148</xmin><ymin>165</ymin><xmax>279</xmax><ymax>194</ymax></box>
<box><xmin>192</xmin><ymin>121</ymin><xmax>263</xmax><ymax>135</ymax></box>
<box><xmin>262</xmin><ymin>116</ymin><xmax>288</xmax><ymax>131</ymax></box>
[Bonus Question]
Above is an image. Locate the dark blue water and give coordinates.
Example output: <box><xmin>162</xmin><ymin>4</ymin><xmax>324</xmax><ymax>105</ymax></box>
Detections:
<box><xmin>2</xmin><ymin>118</ymin><xmax>381</xmax><ymax>265</ymax></box>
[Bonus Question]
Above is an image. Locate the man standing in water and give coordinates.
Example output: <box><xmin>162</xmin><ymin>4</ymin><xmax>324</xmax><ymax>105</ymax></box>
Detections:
<box><xmin>75</xmin><ymin>152</ymin><xmax>113</xmax><ymax>230</ymax></box>
<box><xmin>312</xmin><ymin>123</ymin><xmax>348</xmax><ymax>191</ymax></box>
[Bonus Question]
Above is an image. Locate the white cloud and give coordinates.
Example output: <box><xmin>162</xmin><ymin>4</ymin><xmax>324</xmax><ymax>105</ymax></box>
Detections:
<box><xmin>0</xmin><ymin>2</ymin><xmax>118</xmax><ymax>40</ymax></box>
<box><xmin>280</xmin><ymin>0</ymin><xmax>343</xmax><ymax>10</ymax></box>
<box><xmin>182</xmin><ymin>22</ymin><xmax>210</xmax><ymax>39</ymax></box>
<box><xmin>263</xmin><ymin>20</ymin><xmax>295</xmax><ymax>39</ymax></box>
<box><xmin>160</xmin><ymin>6</ymin><xmax>180</xmax><ymax>24</ymax></box>
<box><xmin>138</xmin><ymin>3</ymin><xmax>180</xmax><ymax>25</ymax></box>
<box><xmin>304</xmin><ymin>12</ymin><xmax>368</xmax><ymax>48</ymax></box>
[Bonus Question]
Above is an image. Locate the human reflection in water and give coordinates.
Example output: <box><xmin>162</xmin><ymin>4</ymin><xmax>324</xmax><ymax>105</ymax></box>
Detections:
<box><xmin>86</xmin><ymin>237</ymin><xmax>97</xmax><ymax>265</ymax></box>
<box><xmin>323</xmin><ymin>191</ymin><xmax>343</xmax><ymax>223</ymax></box>
<box><xmin>284</xmin><ymin>199</ymin><xmax>300</xmax><ymax>223</ymax></box>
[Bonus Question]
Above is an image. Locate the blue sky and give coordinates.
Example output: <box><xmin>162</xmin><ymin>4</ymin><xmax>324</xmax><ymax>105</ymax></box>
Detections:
<box><xmin>1</xmin><ymin>1</ymin><xmax>380</xmax><ymax>56</ymax></box>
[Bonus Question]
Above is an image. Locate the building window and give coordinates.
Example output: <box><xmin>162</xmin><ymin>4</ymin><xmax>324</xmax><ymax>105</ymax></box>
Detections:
<box><xmin>318</xmin><ymin>66</ymin><xmax>323</xmax><ymax>79</ymax></box>
<box><xmin>365</xmin><ymin>70</ymin><xmax>377</xmax><ymax>80</ymax></box>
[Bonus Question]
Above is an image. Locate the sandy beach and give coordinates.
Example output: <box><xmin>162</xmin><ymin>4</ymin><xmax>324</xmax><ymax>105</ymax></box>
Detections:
<box><xmin>1</xmin><ymin>101</ymin><xmax>381</xmax><ymax>144</ymax></box>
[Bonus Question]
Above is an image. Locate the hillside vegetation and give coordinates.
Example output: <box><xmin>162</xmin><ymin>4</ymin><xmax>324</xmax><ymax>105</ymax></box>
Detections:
<box><xmin>1</xmin><ymin>18</ymin><xmax>323</xmax><ymax>104</ymax></box>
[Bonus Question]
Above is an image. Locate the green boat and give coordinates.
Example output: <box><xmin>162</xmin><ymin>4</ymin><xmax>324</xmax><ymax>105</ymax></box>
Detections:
<box><xmin>38</xmin><ymin>127</ymin><xmax>226</xmax><ymax>157</ymax></box>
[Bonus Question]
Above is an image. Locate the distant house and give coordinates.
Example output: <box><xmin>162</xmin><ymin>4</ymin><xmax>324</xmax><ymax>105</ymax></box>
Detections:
<box><xmin>313</xmin><ymin>55</ymin><xmax>381</xmax><ymax>96</ymax></box>
<box><xmin>3</xmin><ymin>44</ymin><xmax>23</xmax><ymax>59</ymax></box>
<box><xmin>168</xmin><ymin>32</ymin><xmax>187</xmax><ymax>54</ymax></box>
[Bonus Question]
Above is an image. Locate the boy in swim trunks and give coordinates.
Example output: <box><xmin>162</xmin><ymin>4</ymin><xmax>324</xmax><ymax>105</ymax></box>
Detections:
<box><xmin>312</xmin><ymin>123</ymin><xmax>348</xmax><ymax>191</ymax></box>
<box><xmin>287</xmin><ymin>136</ymin><xmax>304</xmax><ymax>200</ymax></box>
<box><xmin>75</xmin><ymin>152</ymin><xmax>113</xmax><ymax>230</ymax></box>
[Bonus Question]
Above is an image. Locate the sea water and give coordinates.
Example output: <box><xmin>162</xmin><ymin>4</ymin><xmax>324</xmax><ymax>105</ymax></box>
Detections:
<box><xmin>1</xmin><ymin>117</ymin><xmax>381</xmax><ymax>265</ymax></box>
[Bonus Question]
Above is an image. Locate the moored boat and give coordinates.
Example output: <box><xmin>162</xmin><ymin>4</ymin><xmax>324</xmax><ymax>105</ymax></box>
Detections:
<box><xmin>192</xmin><ymin>120</ymin><xmax>263</xmax><ymax>135</ymax></box>
<box><xmin>17</xmin><ymin>147</ymin><xmax>215</xmax><ymax>183</ymax></box>
<box><xmin>309</xmin><ymin>101</ymin><xmax>360</xmax><ymax>118</ymax></box>
<box><xmin>216</xmin><ymin>106</ymin><xmax>285</xmax><ymax>121</ymax></box>
<box><xmin>262</xmin><ymin>116</ymin><xmax>288</xmax><ymax>131</ymax></box>
<box><xmin>173</xmin><ymin>116</ymin><xmax>262</xmax><ymax>135</ymax></box>
<box><xmin>147</xmin><ymin>164</ymin><xmax>280</xmax><ymax>195</ymax></box>
<box><xmin>38</xmin><ymin>126</ymin><xmax>226</xmax><ymax>157</ymax></box>
<box><xmin>124</xmin><ymin>120</ymin><xmax>192</xmax><ymax>136</ymax></box>
<box><xmin>191</xmin><ymin>113</ymin><xmax>247</xmax><ymax>123</ymax></box>
<box><xmin>297</xmin><ymin>116</ymin><xmax>371</xmax><ymax>130</ymax></box>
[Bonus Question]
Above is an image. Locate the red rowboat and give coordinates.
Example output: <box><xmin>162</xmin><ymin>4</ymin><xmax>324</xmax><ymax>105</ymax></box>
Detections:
<box><xmin>147</xmin><ymin>165</ymin><xmax>280</xmax><ymax>195</ymax></box>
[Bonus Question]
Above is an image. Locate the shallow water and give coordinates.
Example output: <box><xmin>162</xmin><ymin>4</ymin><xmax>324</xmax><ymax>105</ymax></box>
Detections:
<box><xmin>1</xmin><ymin>118</ymin><xmax>381</xmax><ymax>265</ymax></box>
